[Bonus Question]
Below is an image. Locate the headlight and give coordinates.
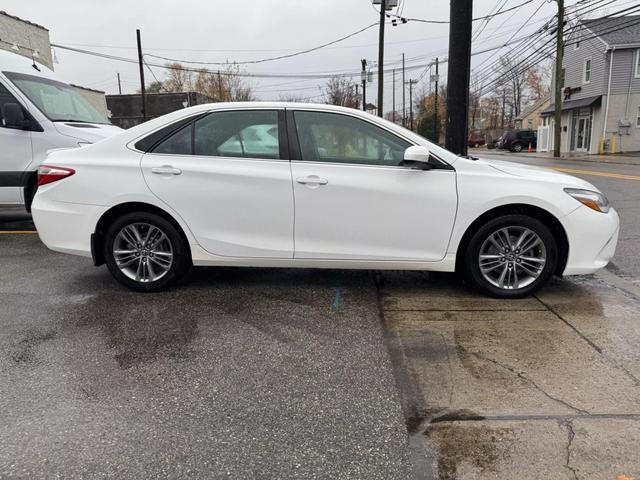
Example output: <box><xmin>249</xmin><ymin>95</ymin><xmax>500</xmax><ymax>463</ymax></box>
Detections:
<box><xmin>564</xmin><ymin>188</ymin><xmax>610</xmax><ymax>213</ymax></box>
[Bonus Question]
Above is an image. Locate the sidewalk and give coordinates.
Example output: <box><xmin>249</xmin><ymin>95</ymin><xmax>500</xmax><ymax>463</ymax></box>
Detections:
<box><xmin>478</xmin><ymin>149</ymin><xmax>640</xmax><ymax>166</ymax></box>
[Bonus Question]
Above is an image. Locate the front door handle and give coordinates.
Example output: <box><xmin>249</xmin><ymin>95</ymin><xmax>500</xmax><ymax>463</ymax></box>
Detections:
<box><xmin>151</xmin><ymin>166</ymin><xmax>182</xmax><ymax>176</ymax></box>
<box><xmin>296</xmin><ymin>175</ymin><xmax>328</xmax><ymax>185</ymax></box>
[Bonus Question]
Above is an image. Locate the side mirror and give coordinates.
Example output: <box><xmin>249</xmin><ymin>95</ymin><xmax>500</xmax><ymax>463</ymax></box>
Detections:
<box><xmin>2</xmin><ymin>103</ymin><xmax>31</xmax><ymax>130</ymax></box>
<box><xmin>402</xmin><ymin>145</ymin><xmax>434</xmax><ymax>170</ymax></box>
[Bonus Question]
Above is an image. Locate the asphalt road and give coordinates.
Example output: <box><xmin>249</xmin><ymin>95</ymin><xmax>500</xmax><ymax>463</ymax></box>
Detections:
<box><xmin>0</xmin><ymin>233</ymin><xmax>411</xmax><ymax>479</ymax></box>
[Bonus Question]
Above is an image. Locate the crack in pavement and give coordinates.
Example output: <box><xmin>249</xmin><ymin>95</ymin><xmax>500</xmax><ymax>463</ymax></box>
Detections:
<box><xmin>535</xmin><ymin>293</ymin><xmax>640</xmax><ymax>388</ymax></box>
<box><xmin>461</xmin><ymin>346</ymin><xmax>592</xmax><ymax>416</ymax></box>
<box><xmin>561</xmin><ymin>419</ymin><xmax>580</xmax><ymax>480</ymax></box>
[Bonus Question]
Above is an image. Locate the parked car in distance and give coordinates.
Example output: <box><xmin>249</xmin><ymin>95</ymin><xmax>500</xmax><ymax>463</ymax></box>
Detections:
<box><xmin>0</xmin><ymin>50</ymin><xmax>121</xmax><ymax>211</ymax></box>
<box><xmin>32</xmin><ymin>103</ymin><xmax>619</xmax><ymax>298</ymax></box>
<box><xmin>501</xmin><ymin>129</ymin><xmax>537</xmax><ymax>152</ymax></box>
<box><xmin>487</xmin><ymin>137</ymin><xmax>501</xmax><ymax>149</ymax></box>
<box><xmin>468</xmin><ymin>133</ymin><xmax>486</xmax><ymax>148</ymax></box>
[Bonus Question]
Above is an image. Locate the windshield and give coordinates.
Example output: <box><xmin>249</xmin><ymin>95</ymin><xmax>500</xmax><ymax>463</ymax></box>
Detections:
<box><xmin>4</xmin><ymin>71</ymin><xmax>110</xmax><ymax>124</ymax></box>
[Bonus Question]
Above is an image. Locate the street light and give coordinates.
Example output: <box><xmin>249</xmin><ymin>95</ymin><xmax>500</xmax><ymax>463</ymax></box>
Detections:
<box><xmin>372</xmin><ymin>0</ymin><xmax>398</xmax><ymax>10</ymax></box>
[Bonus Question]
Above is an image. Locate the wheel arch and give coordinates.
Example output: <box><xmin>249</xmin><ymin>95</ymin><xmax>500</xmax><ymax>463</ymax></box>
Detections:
<box><xmin>91</xmin><ymin>202</ymin><xmax>192</xmax><ymax>266</ymax></box>
<box><xmin>454</xmin><ymin>203</ymin><xmax>569</xmax><ymax>276</ymax></box>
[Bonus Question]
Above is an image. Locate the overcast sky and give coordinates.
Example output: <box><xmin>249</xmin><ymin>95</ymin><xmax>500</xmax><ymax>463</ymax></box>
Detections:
<box><xmin>3</xmin><ymin>0</ymin><xmax>565</xmax><ymax>110</ymax></box>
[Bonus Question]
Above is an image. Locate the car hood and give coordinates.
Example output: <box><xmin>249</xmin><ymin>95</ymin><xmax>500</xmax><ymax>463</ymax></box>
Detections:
<box><xmin>476</xmin><ymin>157</ymin><xmax>598</xmax><ymax>190</ymax></box>
<box><xmin>52</xmin><ymin>122</ymin><xmax>122</xmax><ymax>144</ymax></box>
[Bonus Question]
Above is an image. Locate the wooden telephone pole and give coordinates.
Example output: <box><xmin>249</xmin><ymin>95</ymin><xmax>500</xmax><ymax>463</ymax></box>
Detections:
<box><xmin>553</xmin><ymin>0</ymin><xmax>565</xmax><ymax>158</ymax></box>
<box><xmin>445</xmin><ymin>0</ymin><xmax>473</xmax><ymax>156</ymax></box>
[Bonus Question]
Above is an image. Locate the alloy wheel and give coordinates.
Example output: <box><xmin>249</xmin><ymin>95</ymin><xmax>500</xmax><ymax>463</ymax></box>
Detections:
<box><xmin>113</xmin><ymin>223</ymin><xmax>174</xmax><ymax>283</ymax></box>
<box><xmin>478</xmin><ymin>226</ymin><xmax>547</xmax><ymax>290</ymax></box>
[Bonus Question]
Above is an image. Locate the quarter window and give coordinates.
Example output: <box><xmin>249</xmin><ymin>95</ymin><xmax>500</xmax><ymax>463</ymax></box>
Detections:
<box><xmin>151</xmin><ymin>110</ymin><xmax>281</xmax><ymax>159</ymax></box>
<box><xmin>293</xmin><ymin>111</ymin><xmax>411</xmax><ymax>167</ymax></box>
<box><xmin>152</xmin><ymin>124</ymin><xmax>192</xmax><ymax>155</ymax></box>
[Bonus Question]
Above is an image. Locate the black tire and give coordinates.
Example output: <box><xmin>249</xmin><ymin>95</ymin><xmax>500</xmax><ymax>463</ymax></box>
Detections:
<box><xmin>103</xmin><ymin>212</ymin><xmax>191</xmax><ymax>292</ymax></box>
<box><xmin>511</xmin><ymin>142</ymin><xmax>523</xmax><ymax>152</ymax></box>
<box><xmin>463</xmin><ymin>214</ymin><xmax>557</xmax><ymax>298</ymax></box>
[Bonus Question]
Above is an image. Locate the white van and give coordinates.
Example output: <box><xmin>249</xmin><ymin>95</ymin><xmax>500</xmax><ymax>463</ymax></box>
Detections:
<box><xmin>0</xmin><ymin>50</ymin><xmax>121</xmax><ymax>210</ymax></box>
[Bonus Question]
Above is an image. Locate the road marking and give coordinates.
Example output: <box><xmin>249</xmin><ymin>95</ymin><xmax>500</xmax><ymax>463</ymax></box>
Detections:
<box><xmin>550</xmin><ymin>166</ymin><xmax>640</xmax><ymax>181</ymax></box>
<box><xmin>0</xmin><ymin>230</ymin><xmax>37</xmax><ymax>234</ymax></box>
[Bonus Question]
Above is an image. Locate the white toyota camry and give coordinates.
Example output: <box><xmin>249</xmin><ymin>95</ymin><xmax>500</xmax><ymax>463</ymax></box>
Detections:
<box><xmin>31</xmin><ymin>103</ymin><xmax>619</xmax><ymax>297</ymax></box>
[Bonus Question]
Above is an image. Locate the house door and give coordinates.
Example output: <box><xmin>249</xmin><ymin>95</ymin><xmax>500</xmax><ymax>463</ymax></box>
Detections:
<box><xmin>571</xmin><ymin>110</ymin><xmax>591</xmax><ymax>152</ymax></box>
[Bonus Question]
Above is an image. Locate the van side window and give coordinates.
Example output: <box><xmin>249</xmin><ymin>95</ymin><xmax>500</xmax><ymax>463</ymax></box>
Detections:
<box><xmin>0</xmin><ymin>82</ymin><xmax>20</xmax><ymax>128</ymax></box>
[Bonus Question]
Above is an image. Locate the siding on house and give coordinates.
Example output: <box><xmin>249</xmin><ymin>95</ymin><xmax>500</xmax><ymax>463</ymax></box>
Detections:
<box><xmin>607</xmin><ymin>48</ymin><xmax>640</xmax><ymax>95</ymax></box>
<box><xmin>551</xmin><ymin>32</ymin><xmax>608</xmax><ymax>99</ymax></box>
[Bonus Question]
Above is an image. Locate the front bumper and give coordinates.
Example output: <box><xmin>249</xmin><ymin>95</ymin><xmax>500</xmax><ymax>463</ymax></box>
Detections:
<box><xmin>561</xmin><ymin>205</ymin><xmax>620</xmax><ymax>276</ymax></box>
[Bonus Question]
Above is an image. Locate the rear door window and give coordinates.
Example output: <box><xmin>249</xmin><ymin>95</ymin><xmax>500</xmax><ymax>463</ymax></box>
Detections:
<box><xmin>149</xmin><ymin>110</ymin><xmax>282</xmax><ymax>160</ymax></box>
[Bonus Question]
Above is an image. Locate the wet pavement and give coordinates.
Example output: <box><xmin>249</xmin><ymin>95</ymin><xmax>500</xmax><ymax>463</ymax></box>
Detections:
<box><xmin>378</xmin><ymin>271</ymin><xmax>640</xmax><ymax>480</ymax></box>
<box><xmin>0</xmin><ymin>234</ymin><xmax>410</xmax><ymax>479</ymax></box>
<box><xmin>2</xmin><ymin>155</ymin><xmax>640</xmax><ymax>479</ymax></box>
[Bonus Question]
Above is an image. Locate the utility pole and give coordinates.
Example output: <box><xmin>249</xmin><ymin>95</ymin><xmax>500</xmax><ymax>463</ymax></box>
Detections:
<box><xmin>136</xmin><ymin>29</ymin><xmax>147</xmax><ymax>122</ymax></box>
<box><xmin>355</xmin><ymin>84</ymin><xmax>360</xmax><ymax>109</ymax></box>
<box><xmin>434</xmin><ymin>57</ymin><xmax>440</xmax><ymax>144</ymax></box>
<box><xmin>377</xmin><ymin>0</ymin><xmax>386</xmax><ymax>117</ymax></box>
<box><xmin>445</xmin><ymin>0</ymin><xmax>473</xmax><ymax>156</ymax></box>
<box><xmin>553</xmin><ymin>0</ymin><xmax>564</xmax><ymax>158</ymax></box>
<box><xmin>117</xmin><ymin>72</ymin><xmax>122</xmax><ymax>95</ymax></box>
<box><xmin>406</xmin><ymin>79</ymin><xmax>417</xmax><ymax>131</ymax></box>
<box><xmin>361</xmin><ymin>59</ymin><xmax>367</xmax><ymax>112</ymax></box>
<box><xmin>392</xmin><ymin>68</ymin><xmax>396</xmax><ymax>123</ymax></box>
<box><xmin>402</xmin><ymin>53</ymin><xmax>406</xmax><ymax>127</ymax></box>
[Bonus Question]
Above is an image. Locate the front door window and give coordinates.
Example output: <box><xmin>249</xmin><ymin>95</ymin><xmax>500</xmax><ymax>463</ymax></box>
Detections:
<box><xmin>571</xmin><ymin>110</ymin><xmax>591</xmax><ymax>152</ymax></box>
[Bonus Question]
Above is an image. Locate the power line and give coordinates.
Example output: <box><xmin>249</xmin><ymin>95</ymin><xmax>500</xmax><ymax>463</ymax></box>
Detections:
<box><xmin>388</xmin><ymin>0</ymin><xmax>536</xmax><ymax>24</ymax></box>
<box><xmin>143</xmin><ymin>23</ymin><xmax>379</xmax><ymax>65</ymax></box>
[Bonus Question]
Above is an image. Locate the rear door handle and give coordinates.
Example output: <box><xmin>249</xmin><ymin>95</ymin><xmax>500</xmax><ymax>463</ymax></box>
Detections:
<box><xmin>151</xmin><ymin>166</ymin><xmax>182</xmax><ymax>176</ymax></box>
<box><xmin>296</xmin><ymin>176</ymin><xmax>328</xmax><ymax>185</ymax></box>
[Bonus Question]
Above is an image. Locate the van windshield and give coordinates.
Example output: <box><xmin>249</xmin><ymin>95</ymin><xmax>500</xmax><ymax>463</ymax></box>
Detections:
<box><xmin>4</xmin><ymin>71</ymin><xmax>110</xmax><ymax>124</ymax></box>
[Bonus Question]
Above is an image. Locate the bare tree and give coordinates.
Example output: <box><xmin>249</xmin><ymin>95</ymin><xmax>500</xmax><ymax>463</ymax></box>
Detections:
<box><xmin>278</xmin><ymin>93</ymin><xmax>312</xmax><ymax>102</ymax></box>
<box><xmin>322</xmin><ymin>77</ymin><xmax>359</xmax><ymax>108</ymax></box>
<box><xmin>494</xmin><ymin>55</ymin><xmax>528</xmax><ymax>119</ymax></box>
<box><xmin>164</xmin><ymin>63</ymin><xmax>194</xmax><ymax>92</ymax></box>
<box><xmin>194</xmin><ymin>63</ymin><xmax>255</xmax><ymax>102</ymax></box>
<box><xmin>469</xmin><ymin>76</ymin><xmax>484</xmax><ymax>131</ymax></box>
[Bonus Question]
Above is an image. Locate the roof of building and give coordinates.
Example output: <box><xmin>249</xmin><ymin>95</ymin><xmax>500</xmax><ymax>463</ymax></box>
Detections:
<box><xmin>581</xmin><ymin>15</ymin><xmax>640</xmax><ymax>46</ymax></box>
<box><xmin>541</xmin><ymin>95</ymin><xmax>601</xmax><ymax>115</ymax></box>
<box><xmin>70</xmin><ymin>84</ymin><xmax>106</xmax><ymax>94</ymax></box>
<box><xmin>0</xmin><ymin>10</ymin><xmax>48</xmax><ymax>31</ymax></box>
<box><xmin>515</xmin><ymin>96</ymin><xmax>550</xmax><ymax>121</ymax></box>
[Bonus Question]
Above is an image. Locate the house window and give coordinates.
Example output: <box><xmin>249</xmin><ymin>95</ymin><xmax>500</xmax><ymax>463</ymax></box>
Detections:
<box><xmin>635</xmin><ymin>49</ymin><xmax>640</xmax><ymax>78</ymax></box>
<box><xmin>637</xmin><ymin>106</ymin><xmax>640</xmax><ymax>128</ymax></box>
<box><xmin>583</xmin><ymin>58</ymin><xmax>592</xmax><ymax>84</ymax></box>
<box><xmin>575</xmin><ymin>38</ymin><xmax>580</xmax><ymax>50</ymax></box>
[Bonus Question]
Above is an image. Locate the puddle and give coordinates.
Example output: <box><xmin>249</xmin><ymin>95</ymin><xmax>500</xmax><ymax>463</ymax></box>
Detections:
<box><xmin>425</xmin><ymin>422</ymin><xmax>514</xmax><ymax>480</ymax></box>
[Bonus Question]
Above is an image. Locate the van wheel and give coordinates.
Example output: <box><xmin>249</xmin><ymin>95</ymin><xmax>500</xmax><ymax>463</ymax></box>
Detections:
<box><xmin>464</xmin><ymin>215</ymin><xmax>557</xmax><ymax>298</ymax></box>
<box><xmin>103</xmin><ymin>212</ymin><xmax>191</xmax><ymax>292</ymax></box>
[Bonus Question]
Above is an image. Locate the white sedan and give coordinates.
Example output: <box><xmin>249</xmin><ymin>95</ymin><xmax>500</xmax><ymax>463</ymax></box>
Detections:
<box><xmin>32</xmin><ymin>103</ymin><xmax>619</xmax><ymax>297</ymax></box>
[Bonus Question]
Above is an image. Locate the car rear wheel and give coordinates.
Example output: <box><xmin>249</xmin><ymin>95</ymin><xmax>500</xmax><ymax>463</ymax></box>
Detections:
<box><xmin>104</xmin><ymin>212</ymin><xmax>191</xmax><ymax>292</ymax></box>
<box><xmin>464</xmin><ymin>214</ymin><xmax>557</xmax><ymax>298</ymax></box>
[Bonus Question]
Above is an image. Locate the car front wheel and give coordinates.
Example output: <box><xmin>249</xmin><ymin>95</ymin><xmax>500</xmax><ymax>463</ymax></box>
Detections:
<box><xmin>512</xmin><ymin>142</ymin><xmax>523</xmax><ymax>152</ymax></box>
<box><xmin>464</xmin><ymin>215</ymin><xmax>557</xmax><ymax>298</ymax></box>
<box><xmin>103</xmin><ymin>212</ymin><xmax>191</xmax><ymax>292</ymax></box>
